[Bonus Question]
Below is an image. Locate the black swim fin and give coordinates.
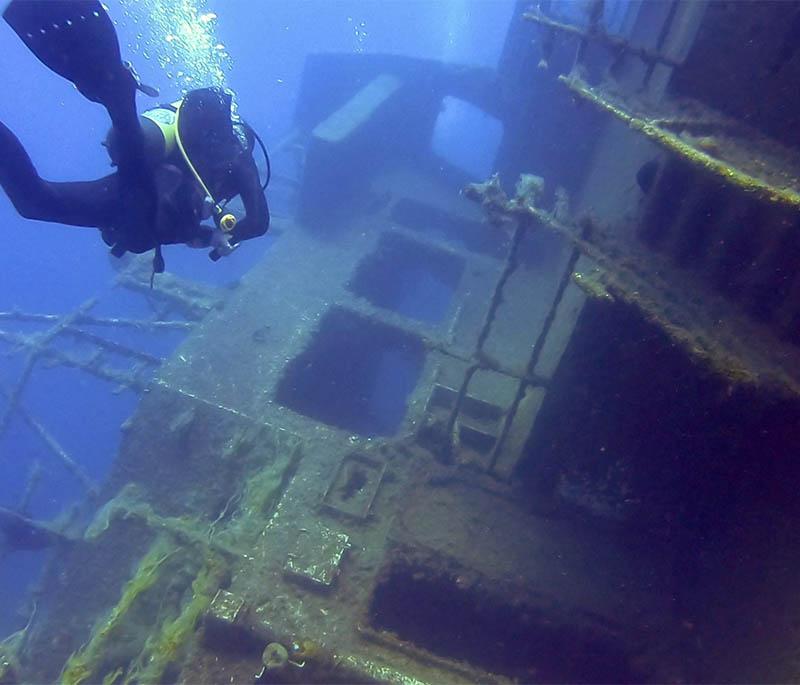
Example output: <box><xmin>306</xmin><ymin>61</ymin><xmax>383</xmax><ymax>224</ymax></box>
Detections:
<box><xmin>3</xmin><ymin>1</ymin><xmax>157</xmax><ymax>106</ymax></box>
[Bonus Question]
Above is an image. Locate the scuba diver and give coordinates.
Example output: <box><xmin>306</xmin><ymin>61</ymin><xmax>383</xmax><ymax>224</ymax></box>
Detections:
<box><xmin>0</xmin><ymin>0</ymin><xmax>270</xmax><ymax>278</ymax></box>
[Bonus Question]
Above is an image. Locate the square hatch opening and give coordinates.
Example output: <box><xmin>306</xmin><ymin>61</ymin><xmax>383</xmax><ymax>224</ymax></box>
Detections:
<box><xmin>275</xmin><ymin>308</ymin><xmax>425</xmax><ymax>436</ymax></box>
<box><xmin>350</xmin><ymin>232</ymin><xmax>464</xmax><ymax>324</ymax></box>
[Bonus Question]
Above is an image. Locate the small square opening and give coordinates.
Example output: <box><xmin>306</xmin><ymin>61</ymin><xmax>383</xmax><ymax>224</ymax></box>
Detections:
<box><xmin>275</xmin><ymin>308</ymin><xmax>426</xmax><ymax>436</ymax></box>
<box><xmin>350</xmin><ymin>232</ymin><xmax>464</xmax><ymax>324</ymax></box>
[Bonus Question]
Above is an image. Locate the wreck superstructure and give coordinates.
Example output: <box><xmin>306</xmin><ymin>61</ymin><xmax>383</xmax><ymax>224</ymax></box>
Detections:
<box><xmin>3</xmin><ymin>1</ymin><xmax>800</xmax><ymax>683</ymax></box>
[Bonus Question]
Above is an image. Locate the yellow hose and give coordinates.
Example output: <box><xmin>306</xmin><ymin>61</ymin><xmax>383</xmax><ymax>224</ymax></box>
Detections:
<box><xmin>173</xmin><ymin>100</ymin><xmax>237</xmax><ymax>233</ymax></box>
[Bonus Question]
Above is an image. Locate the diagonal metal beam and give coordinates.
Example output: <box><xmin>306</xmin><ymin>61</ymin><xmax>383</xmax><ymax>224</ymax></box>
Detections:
<box><xmin>0</xmin><ymin>300</ymin><xmax>97</xmax><ymax>436</ymax></box>
<box><xmin>0</xmin><ymin>310</ymin><xmax>192</xmax><ymax>331</ymax></box>
<box><xmin>0</xmin><ymin>384</ymin><xmax>97</xmax><ymax>494</ymax></box>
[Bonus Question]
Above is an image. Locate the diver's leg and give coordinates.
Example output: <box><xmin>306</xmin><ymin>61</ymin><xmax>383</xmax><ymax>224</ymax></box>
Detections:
<box><xmin>3</xmin><ymin>0</ymin><xmax>151</xmax><ymax>229</ymax></box>
<box><xmin>3</xmin><ymin>1</ymin><xmax>147</xmax><ymax>165</ymax></box>
<box><xmin>0</xmin><ymin>121</ymin><xmax>117</xmax><ymax>227</ymax></box>
<box><xmin>3</xmin><ymin>2</ymin><xmax>160</xmax><ymax>251</ymax></box>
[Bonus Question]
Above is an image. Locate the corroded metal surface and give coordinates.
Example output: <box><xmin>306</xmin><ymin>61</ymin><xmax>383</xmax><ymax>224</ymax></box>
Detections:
<box><xmin>10</xmin><ymin>157</ymin><xmax>629</xmax><ymax>684</ymax></box>
<box><xmin>284</xmin><ymin>525</ymin><xmax>351</xmax><ymax>588</ymax></box>
<box><xmin>10</xmin><ymin>31</ymin><xmax>789</xmax><ymax>681</ymax></box>
<box><xmin>561</xmin><ymin>75</ymin><xmax>800</xmax><ymax>208</ymax></box>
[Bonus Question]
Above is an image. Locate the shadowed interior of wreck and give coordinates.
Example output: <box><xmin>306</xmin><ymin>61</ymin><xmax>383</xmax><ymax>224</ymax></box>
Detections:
<box><xmin>275</xmin><ymin>307</ymin><xmax>427</xmax><ymax>436</ymax></box>
<box><xmin>519</xmin><ymin>296</ymin><xmax>800</xmax><ymax>682</ymax></box>
<box><xmin>369</xmin><ymin>559</ymin><xmax>642</xmax><ymax>683</ymax></box>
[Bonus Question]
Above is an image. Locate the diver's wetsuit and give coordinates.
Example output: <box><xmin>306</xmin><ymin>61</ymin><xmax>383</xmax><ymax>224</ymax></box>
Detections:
<box><xmin>99</xmin><ymin>87</ymin><xmax>270</xmax><ymax>256</ymax></box>
<box><xmin>0</xmin><ymin>0</ymin><xmax>269</xmax><ymax>260</ymax></box>
<box><xmin>0</xmin><ymin>91</ymin><xmax>269</xmax><ymax>258</ymax></box>
<box><xmin>0</xmin><ymin>121</ymin><xmax>120</xmax><ymax>229</ymax></box>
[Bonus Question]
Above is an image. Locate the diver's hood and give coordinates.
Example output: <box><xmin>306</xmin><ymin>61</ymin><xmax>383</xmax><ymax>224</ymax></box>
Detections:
<box><xmin>178</xmin><ymin>87</ymin><xmax>241</xmax><ymax>165</ymax></box>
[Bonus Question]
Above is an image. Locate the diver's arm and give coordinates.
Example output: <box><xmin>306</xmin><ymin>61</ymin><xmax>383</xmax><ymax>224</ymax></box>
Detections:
<box><xmin>229</xmin><ymin>154</ymin><xmax>269</xmax><ymax>244</ymax></box>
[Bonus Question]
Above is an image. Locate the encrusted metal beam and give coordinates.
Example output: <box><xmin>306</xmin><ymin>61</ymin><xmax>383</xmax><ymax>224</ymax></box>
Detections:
<box><xmin>341</xmin><ymin>294</ymin><xmax>548</xmax><ymax>387</ymax></box>
<box><xmin>114</xmin><ymin>256</ymin><xmax>223</xmax><ymax>321</ymax></box>
<box><xmin>0</xmin><ymin>258</ymin><xmax>223</xmax><ymax>506</ymax></box>
<box><xmin>458</xmin><ymin>174</ymin><xmax>582</xmax><ymax>474</ymax></box>
<box><xmin>0</xmin><ymin>384</ymin><xmax>96</xmax><ymax>494</ymax></box>
<box><xmin>523</xmin><ymin>8</ymin><xmax>682</xmax><ymax>69</ymax></box>
<box><xmin>0</xmin><ymin>310</ymin><xmax>192</xmax><ymax>331</ymax></box>
<box><xmin>0</xmin><ymin>299</ymin><xmax>97</xmax><ymax>435</ymax></box>
<box><xmin>437</xmin><ymin>175</ymin><xmax>552</xmax><ymax>461</ymax></box>
<box><xmin>488</xmin><ymin>247</ymin><xmax>580</xmax><ymax>473</ymax></box>
<box><xmin>0</xmin><ymin>329</ymin><xmax>150</xmax><ymax>392</ymax></box>
<box><xmin>462</xmin><ymin>173</ymin><xmax>800</xmax><ymax>398</ymax></box>
<box><xmin>560</xmin><ymin>75</ymin><xmax>800</xmax><ymax>209</ymax></box>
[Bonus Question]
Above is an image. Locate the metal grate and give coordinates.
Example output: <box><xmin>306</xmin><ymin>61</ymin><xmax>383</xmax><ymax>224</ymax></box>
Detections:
<box><xmin>0</xmin><ymin>256</ymin><xmax>223</xmax><ymax>503</ymax></box>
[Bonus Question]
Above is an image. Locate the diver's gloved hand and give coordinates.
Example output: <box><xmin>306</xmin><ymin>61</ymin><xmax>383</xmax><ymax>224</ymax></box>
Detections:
<box><xmin>209</xmin><ymin>228</ymin><xmax>237</xmax><ymax>260</ymax></box>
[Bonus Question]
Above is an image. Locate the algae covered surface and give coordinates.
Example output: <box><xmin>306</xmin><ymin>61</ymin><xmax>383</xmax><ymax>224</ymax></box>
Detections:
<box><xmin>61</xmin><ymin>535</ymin><xmax>228</xmax><ymax>685</ymax></box>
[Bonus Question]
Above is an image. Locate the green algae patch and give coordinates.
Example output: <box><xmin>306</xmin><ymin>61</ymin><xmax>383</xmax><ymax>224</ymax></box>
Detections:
<box><xmin>59</xmin><ymin>537</ymin><xmax>228</xmax><ymax>685</ymax></box>
<box><xmin>61</xmin><ymin>537</ymin><xmax>177</xmax><ymax>685</ymax></box>
<box><xmin>214</xmin><ymin>437</ymin><xmax>303</xmax><ymax>545</ymax></box>
<box><xmin>124</xmin><ymin>553</ymin><xmax>229</xmax><ymax>684</ymax></box>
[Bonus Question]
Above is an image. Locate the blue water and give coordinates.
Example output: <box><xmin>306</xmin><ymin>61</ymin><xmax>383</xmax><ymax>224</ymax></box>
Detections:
<box><xmin>0</xmin><ymin>0</ymin><xmax>524</xmax><ymax>635</ymax></box>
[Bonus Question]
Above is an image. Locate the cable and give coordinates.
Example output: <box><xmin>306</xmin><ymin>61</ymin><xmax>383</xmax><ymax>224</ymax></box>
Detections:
<box><xmin>244</xmin><ymin>120</ymin><xmax>271</xmax><ymax>191</ymax></box>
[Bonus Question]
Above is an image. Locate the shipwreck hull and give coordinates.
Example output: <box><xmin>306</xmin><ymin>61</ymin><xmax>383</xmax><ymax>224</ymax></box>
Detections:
<box><xmin>6</xmin><ymin>8</ymin><xmax>800</xmax><ymax>681</ymax></box>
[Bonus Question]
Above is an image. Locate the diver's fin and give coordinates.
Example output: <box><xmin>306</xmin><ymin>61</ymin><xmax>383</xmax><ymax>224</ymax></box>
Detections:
<box><xmin>2</xmin><ymin>1</ymin><xmax>155</xmax><ymax>104</ymax></box>
<box><xmin>4</xmin><ymin>1</ymin><xmax>160</xmax><ymax>253</ymax></box>
<box><xmin>4</xmin><ymin>2</ymin><xmax>121</xmax><ymax>94</ymax></box>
